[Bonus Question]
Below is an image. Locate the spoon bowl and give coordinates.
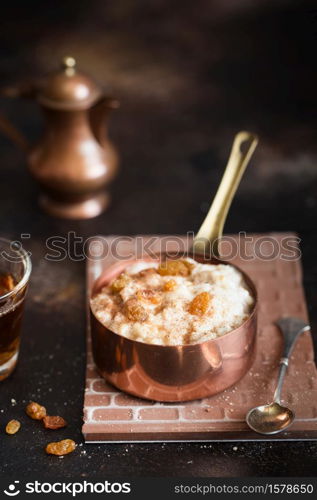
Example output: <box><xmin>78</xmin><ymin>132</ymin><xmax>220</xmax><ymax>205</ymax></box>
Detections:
<box><xmin>246</xmin><ymin>402</ymin><xmax>295</xmax><ymax>435</ymax></box>
<box><xmin>246</xmin><ymin>317</ymin><xmax>310</xmax><ymax>435</ymax></box>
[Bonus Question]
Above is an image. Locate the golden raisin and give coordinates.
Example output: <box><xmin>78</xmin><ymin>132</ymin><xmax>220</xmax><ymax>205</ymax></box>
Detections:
<box><xmin>188</xmin><ymin>292</ymin><xmax>211</xmax><ymax>316</ymax></box>
<box><xmin>26</xmin><ymin>401</ymin><xmax>46</xmax><ymax>420</ymax></box>
<box><xmin>124</xmin><ymin>298</ymin><xmax>148</xmax><ymax>322</ymax></box>
<box><xmin>43</xmin><ymin>416</ymin><xmax>67</xmax><ymax>430</ymax></box>
<box><xmin>111</xmin><ymin>273</ymin><xmax>130</xmax><ymax>293</ymax></box>
<box><xmin>45</xmin><ymin>439</ymin><xmax>76</xmax><ymax>456</ymax></box>
<box><xmin>157</xmin><ymin>259</ymin><xmax>193</xmax><ymax>277</ymax></box>
<box><xmin>136</xmin><ymin>289</ymin><xmax>161</xmax><ymax>304</ymax></box>
<box><xmin>6</xmin><ymin>419</ymin><xmax>21</xmax><ymax>435</ymax></box>
<box><xmin>163</xmin><ymin>279</ymin><xmax>177</xmax><ymax>291</ymax></box>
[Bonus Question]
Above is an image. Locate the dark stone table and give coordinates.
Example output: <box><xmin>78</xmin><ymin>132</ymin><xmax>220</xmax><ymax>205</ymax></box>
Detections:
<box><xmin>0</xmin><ymin>0</ymin><xmax>316</xmax><ymax>477</ymax></box>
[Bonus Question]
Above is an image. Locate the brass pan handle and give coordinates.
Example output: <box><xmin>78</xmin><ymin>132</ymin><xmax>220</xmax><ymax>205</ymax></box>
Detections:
<box><xmin>193</xmin><ymin>131</ymin><xmax>258</xmax><ymax>257</ymax></box>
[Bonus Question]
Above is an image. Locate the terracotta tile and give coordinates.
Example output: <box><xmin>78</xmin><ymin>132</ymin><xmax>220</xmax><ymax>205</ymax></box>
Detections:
<box><xmin>225</xmin><ymin>406</ymin><xmax>247</xmax><ymax>420</ymax></box>
<box><xmin>206</xmin><ymin>391</ymin><xmax>247</xmax><ymax>405</ymax></box>
<box><xmin>82</xmin><ymin>420</ymin><xmax>250</xmax><ymax>438</ymax></box>
<box><xmin>86</xmin><ymin>366</ymin><xmax>99</xmax><ymax>378</ymax></box>
<box><xmin>83</xmin><ymin>234</ymin><xmax>317</xmax><ymax>442</ymax></box>
<box><xmin>92</xmin><ymin>408</ymin><xmax>133</xmax><ymax>421</ymax></box>
<box><xmin>114</xmin><ymin>393</ymin><xmax>154</xmax><ymax>406</ymax></box>
<box><xmin>308</xmin><ymin>376</ymin><xmax>317</xmax><ymax>389</ymax></box>
<box><xmin>181</xmin><ymin>406</ymin><xmax>224</xmax><ymax>420</ymax></box>
<box><xmin>86</xmin><ymin>353</ymin><xmax>93</xmax><ymax>364</ymax></box>
<box><xmin>84</xmin><ymin>394</ymin><xmax>111</xmax><ymax>407</ymax></box>
<box><xmin>91</xmin><ymin>379</ymin><xmax>116</xmax><ymax>393</ymax></box>
<box><xmin>138</xmin><ymin>408</ymin><xmax>179</xmax><ymax>420</ymax></box>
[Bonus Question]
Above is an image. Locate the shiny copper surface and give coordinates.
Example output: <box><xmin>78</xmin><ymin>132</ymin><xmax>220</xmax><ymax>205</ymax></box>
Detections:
<box><xmin>90</xmin><ymin>252</ymin><xmax>257</xmax><ymax>402</ymax></box>
<box><xmin>0</xmin><ymin>57</ymin><xmax>119</xmax><ymax>219</ymax></box>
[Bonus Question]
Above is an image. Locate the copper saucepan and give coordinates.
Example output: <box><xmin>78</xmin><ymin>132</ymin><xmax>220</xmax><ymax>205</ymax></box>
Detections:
<box><xmin>90</xmin><ymin>132</ymin><xmax>259</xmax><ymax>402</ymax></box>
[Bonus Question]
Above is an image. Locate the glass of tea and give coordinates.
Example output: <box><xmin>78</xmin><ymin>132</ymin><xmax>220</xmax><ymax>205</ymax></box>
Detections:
<box><xmin>0</xmin><ymin>238</ymin><xmax>31</xmax><ymax>381</ymax></box>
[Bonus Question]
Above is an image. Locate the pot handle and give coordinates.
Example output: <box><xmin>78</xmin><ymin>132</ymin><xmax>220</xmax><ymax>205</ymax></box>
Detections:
<box><xmin>90</xmin><ymin>95</ymin><xmax>120</xmax><ymax>145</ymax></box>
<box><xmin>0</xmin><ymin>84</ymin><xmax>36</xmax><ymax>152</ymax></box>
<box><xmin>193</xmin><ymin>131</ymin><xmax>258</xmax><ymax>257</ymax></box>
<box><xmin>0</xmin><ymin>112</ymin><xmax>29</xmax><ymax>152</ymax></box>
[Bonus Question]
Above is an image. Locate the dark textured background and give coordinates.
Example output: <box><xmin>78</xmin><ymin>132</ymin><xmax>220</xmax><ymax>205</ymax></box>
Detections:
<box><xmin>0</xmin><ymin>0</ymin><xmax>317</xmax><ymax>478</ymax></box>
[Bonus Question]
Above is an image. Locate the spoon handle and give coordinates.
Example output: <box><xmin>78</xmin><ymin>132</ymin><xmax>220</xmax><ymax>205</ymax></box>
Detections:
<box><xmin>193</xmin><ymin>131</ymin><xmax>258</xmax><ymax>256</ymax></box>
<box><xmin>273</xmin><ymin>317</ymin><xmax>310</xmax><ymax>403</ymax></box>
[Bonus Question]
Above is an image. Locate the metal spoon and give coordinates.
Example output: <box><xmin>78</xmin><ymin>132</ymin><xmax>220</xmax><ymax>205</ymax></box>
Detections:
<box><xmin>246</xmin><ymin>317</ymin><xmax>310</xmax><ymax>435</ymax></box>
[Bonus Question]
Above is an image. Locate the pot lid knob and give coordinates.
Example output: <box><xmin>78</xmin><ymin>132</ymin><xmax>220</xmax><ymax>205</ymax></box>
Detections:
<box><xmin>62</xmin><ymin>56</ymin><xmax>77</xmax><ymax>75</ymax></box>
<box><xmin>38</xmin><ymin>56</ymin><xmax>102</xmax><ymax>110</ymax></box>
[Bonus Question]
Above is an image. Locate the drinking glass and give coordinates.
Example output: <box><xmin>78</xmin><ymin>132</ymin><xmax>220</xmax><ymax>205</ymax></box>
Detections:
<box><xmin>0</xmin><ymin>238</ymin><xmax>31</xmax><ymax>381</ymax></box>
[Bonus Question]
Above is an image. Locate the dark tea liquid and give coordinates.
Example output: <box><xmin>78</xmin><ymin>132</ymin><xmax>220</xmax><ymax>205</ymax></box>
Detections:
<box><xmin>0</xmin><ymin>274</ymin><xmax>25</xmax><ymax>380</ymax></box>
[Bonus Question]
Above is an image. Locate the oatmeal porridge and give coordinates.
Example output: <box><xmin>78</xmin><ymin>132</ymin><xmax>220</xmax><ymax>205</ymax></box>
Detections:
<box><xmin>90</xmin><ymin>258</ymin><xmax>254</xmax><ymax>345</ymax></box>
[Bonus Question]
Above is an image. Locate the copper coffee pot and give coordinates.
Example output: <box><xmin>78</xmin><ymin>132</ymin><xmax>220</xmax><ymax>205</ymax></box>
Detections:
<box><xmin>0</xmin><ymin>57</ymin><xmax>119</xmax><ymax>219</ymax></box>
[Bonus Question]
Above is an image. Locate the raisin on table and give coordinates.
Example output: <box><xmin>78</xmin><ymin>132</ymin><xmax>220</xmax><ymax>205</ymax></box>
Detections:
<box><xmin>6</xmin><ymin>419</ymin><xmax>21</xmax><ymax>435</ymax></box>
<box><xmin>26</xmin><ymin>401</ymin><xmax>46</xmax><ymax>420</ymax></box>
<box><xmin>45</xmin><ymin>439</ymin><xmax>76</xmax><ymax>456</ymax></box>
<box><xmin>43</xmin><ymin>416</ymin><xmax>67</xmax><ymax>430</ymax></box>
